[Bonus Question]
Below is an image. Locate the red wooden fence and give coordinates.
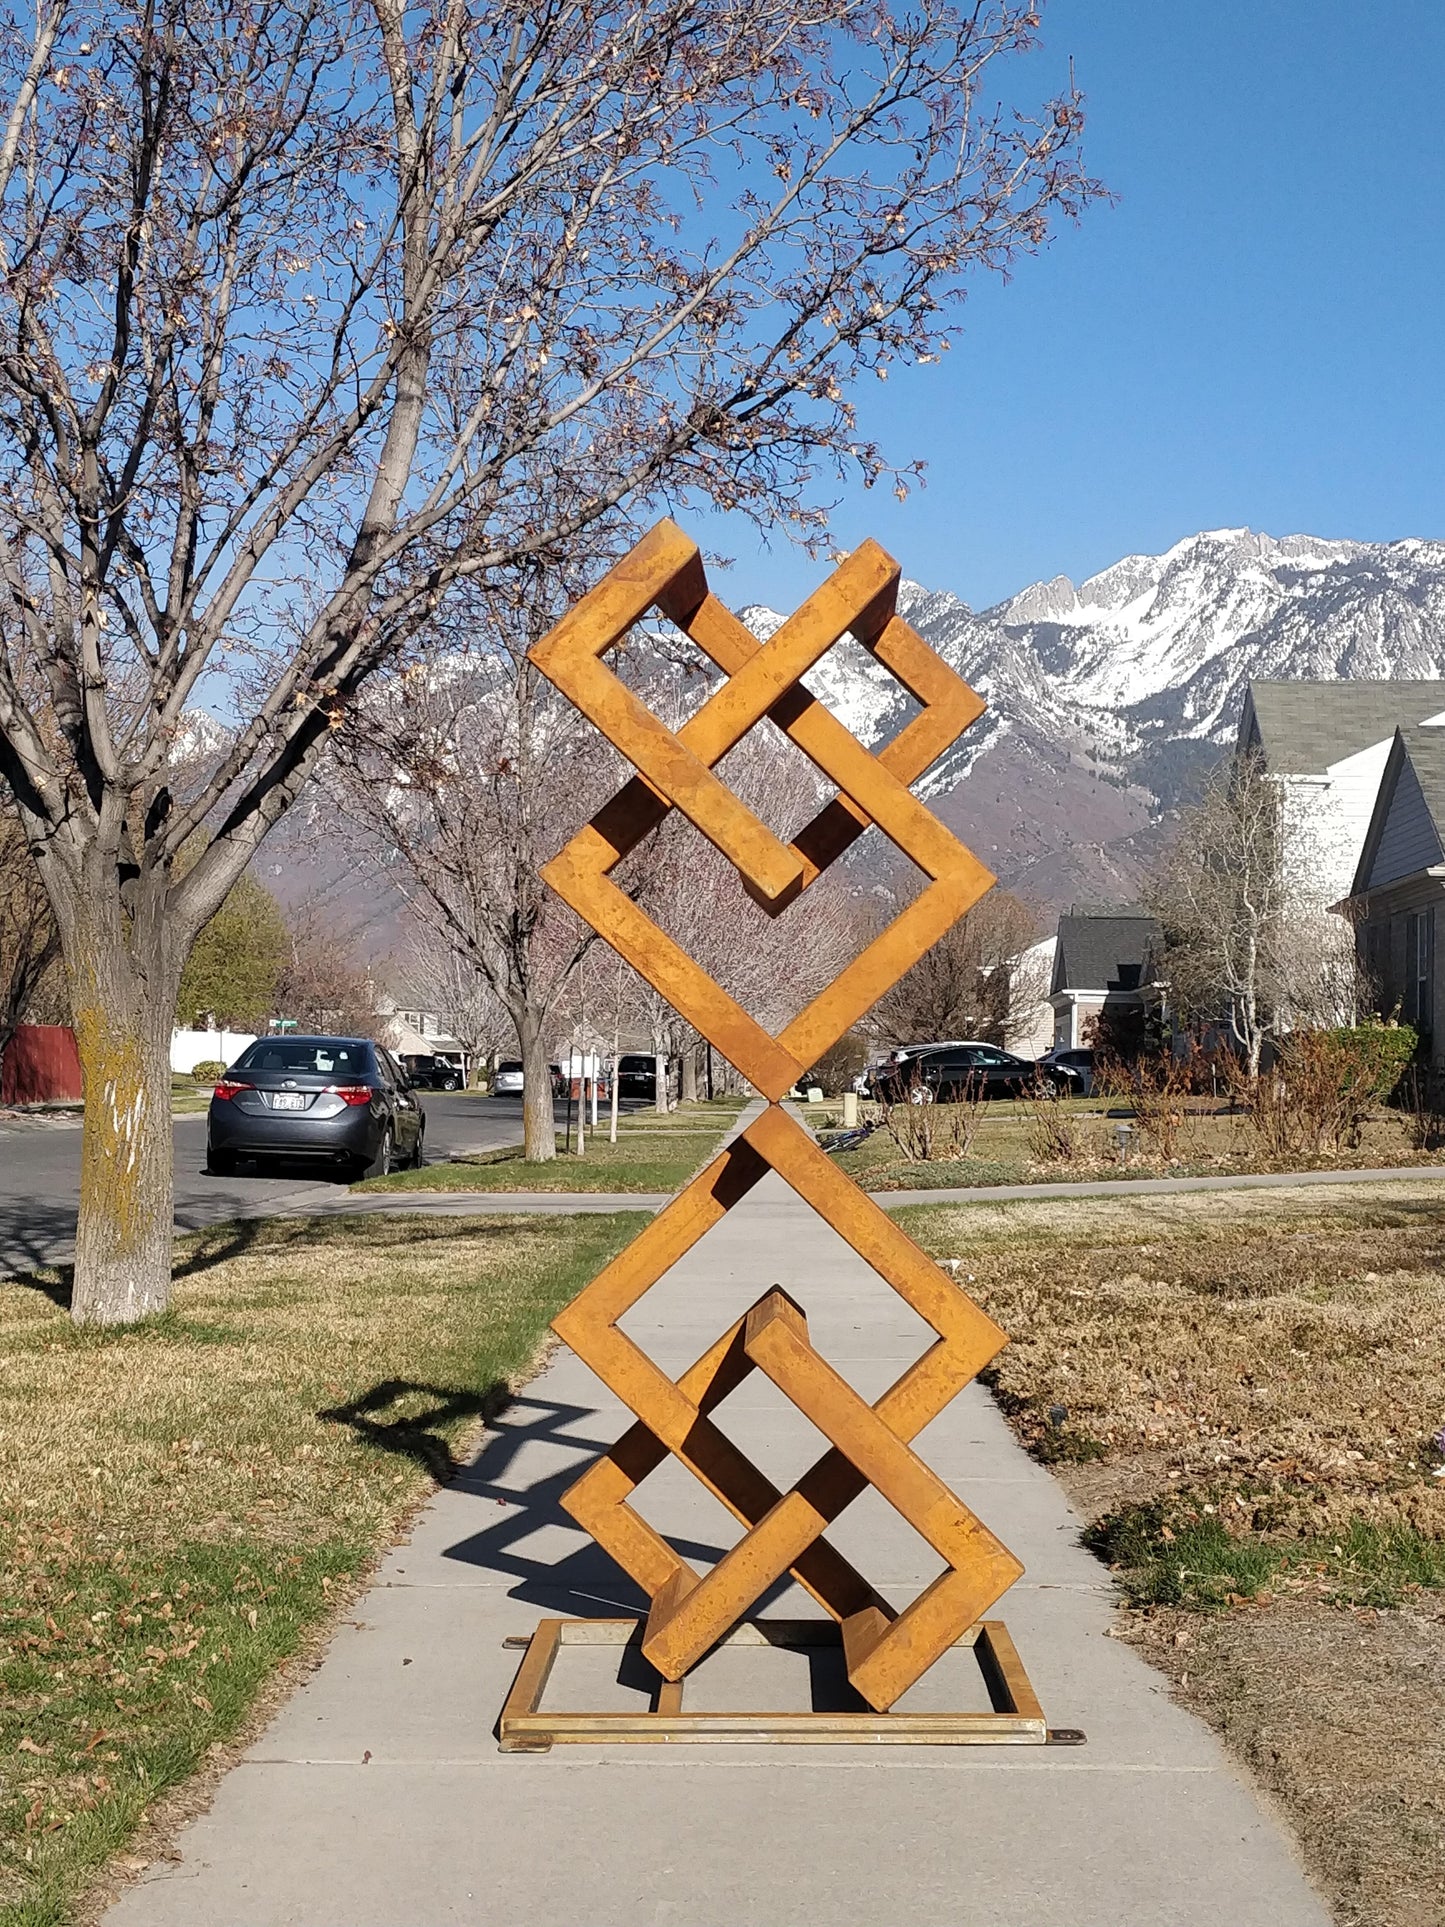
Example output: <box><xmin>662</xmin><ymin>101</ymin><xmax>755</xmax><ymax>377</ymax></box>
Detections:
<box><xmin>0</xmin><ymin>1024</ymin><xmax>83</xmax><ymax>1105</ymax></box>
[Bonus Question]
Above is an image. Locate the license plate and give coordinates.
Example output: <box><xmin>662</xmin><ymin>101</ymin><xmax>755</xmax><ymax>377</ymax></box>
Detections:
<box><xmin>270</xmin><ymin>1092</ymin><xmax>306</xmax><ymax>1111</ymax></box>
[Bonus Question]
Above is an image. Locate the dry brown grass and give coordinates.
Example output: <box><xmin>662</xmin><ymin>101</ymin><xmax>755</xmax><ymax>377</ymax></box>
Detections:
<box><xmin>905</xmin><ymin>1180</ymin><xmax>1445</xmax><ymax>1927</ymax></box>
<box><xmin>0</xmin><ymin>1210</ymin><xmax>644</xmax><ymax>1927</ymax></box>
<box><xmin>1128</xmin><ymin>1597</ymin><xmax>1445</xmax><ymax>1927</ymax></box>
<box><xmin>905</xmin><ymin>1181</ymin><xmax>1445</xmax><ymax>1543</ymax></box>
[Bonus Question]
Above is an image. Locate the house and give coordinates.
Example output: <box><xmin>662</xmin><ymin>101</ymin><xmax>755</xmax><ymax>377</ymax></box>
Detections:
<box><xmin>1048</xmin><ymin>907</ymin><xmax>1163</xmax><ymax>1051</ymax></box>
<box><xmin>1343</xmin><ymin>725</ymin><xmax>1445</xmax><ymax>1062</ymax></box>
<box><xmin>1003</xmin><ymin>935</ymin><xmax>1057</xmax><ymax>1057</ymax></box>
<box><xmin>376</xmin><ymin>993</ymin><xmax>472</xmax><ymax>1079</ymax></box>
<box><xmin>1239</xmin><ymin>680</ymin><xmax>1445</xmax><ymax>911</ymax></box>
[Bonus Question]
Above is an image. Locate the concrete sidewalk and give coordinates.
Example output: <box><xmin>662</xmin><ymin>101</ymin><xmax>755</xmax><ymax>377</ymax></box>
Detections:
<box><xmin>104</xmin><ymin>1164</ymin><xmax>1330</xmax><ymax>1927</ymax></box>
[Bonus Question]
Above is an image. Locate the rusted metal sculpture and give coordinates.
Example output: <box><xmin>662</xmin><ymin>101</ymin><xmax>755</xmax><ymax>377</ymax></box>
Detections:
<box><xmin>498</xmin><ymin>520</ymin><xmax>1054</xmax><ymax>1749</ymax></box>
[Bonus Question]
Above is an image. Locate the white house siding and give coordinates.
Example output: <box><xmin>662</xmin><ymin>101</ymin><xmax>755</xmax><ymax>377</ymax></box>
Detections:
<box><xmin>1367</xmin><ymin>756</ymin><xmax>1445</xmax><ymax>890</ymax></box>
<box><xmin>1006</xmin><ymin>936</ymin><xmax>1057</xmax><ymax>1057</ymax></box>
<box><xmin>1277</xmin><ymin>714</ymin><xmax>1445</xmax><ymax>912</ymax></box>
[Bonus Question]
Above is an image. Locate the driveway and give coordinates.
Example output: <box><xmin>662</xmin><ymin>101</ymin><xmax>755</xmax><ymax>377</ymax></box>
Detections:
<box><xmin>0</xmin><ymin>1092</ymin><xmax>529</xmax><ymax>1278</ymax></box>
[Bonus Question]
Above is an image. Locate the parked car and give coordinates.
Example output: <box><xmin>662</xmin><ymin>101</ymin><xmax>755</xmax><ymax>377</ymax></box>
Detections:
<box><xmin>1039</xmin><ymin>1046</ymin><xmax>1097</xmax><ymax>1097</ymax></box>
<box><xmin>863</xmin><ymin>1040</ymin><xmax>995</xmax><ymax>1100</ymax></box>
<box><xmin>873</xmin><ymin>1043</ymin><xmax>1078</xmax><ymax>1103</ymax></box>
<box><xmin>616</xmin><ymin>1053</ymin><xmax>659</xmax><ymax>1102</ymax></box>
<box><xmin>490</xmin><ymin>1061</ymin><xmax>566</xmax><ymax>1098</ymax></box>
<box><xmin>207</xmin><ymin>1036</ymin><xmax>425</xmax><ymax>1178</ymax></box>
<box><xmin>401</xmin><ymin>1052</ymin><xmax>462</xmax><ymax>1091</ymax></box>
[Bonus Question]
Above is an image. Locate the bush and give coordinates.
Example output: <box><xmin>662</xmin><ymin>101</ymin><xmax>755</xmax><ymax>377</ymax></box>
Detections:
<box><xmin>1400</xmin><ymin>1066</ymin><xmax>1445</xmax><ymax>1151</ymax></box>
<box><xmin>1113</xmin><ymin>1043</ymin><xmax>1217</xmax><ymax>1161</ymax></box>
<box><xmin>1229</xmin><ymin>1020</ymin><xmax>1417</xmax><ymax>1159</ymax></box>
<box><xmin>881</xmin><ymin>1074</ymin><xmax>985</xmax><ymax>1162</ymax></box>
<box><xmin>1022</xmin><ymin>1084</ymin><xmax>1084</xmax><ymax>1163</ymax></box>
<box><xmin>190</xmin><ymin>1059</ymin><xmax>226</xmax><ymax>1085</ymax></box>
<box><xmin>1324</xmin><ymin>1017</ymin><xmax>1417</xmax><ymax>1099</ymax></box>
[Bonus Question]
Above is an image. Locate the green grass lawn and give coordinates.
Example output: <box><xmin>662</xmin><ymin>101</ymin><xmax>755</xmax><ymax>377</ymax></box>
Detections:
<box><xmin>0</xmin><ymin>1210</ymin><xmax>644</xmax><ymax>1926</ymax></box>
<box><xmin>826</xmin><ymin>1099</ymin><xmax>1445</xmax><ymax>1191</ymax></box>
<box><xmin>356</xmin><ymin>1097</ymin><xmax>748</xmax><ymax>1195</ymax></box>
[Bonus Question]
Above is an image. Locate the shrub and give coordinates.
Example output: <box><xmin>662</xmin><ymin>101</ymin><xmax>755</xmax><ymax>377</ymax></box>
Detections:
<box><xmin>1120</xmin><ymin>1049</ymin><xmax>1194</xmax><ymax>1161</ymax></box>
<box><xmin>881</xmin><ymin>1074</ymin><xmax>985</xmax><ymax>1161</ymax></box>
<box><xmin>1227</xmin><ymin>1020</ymin><xmax>1417</xmax><ymax>1159</ymax></box>
<box><xmin>190</xmin><ymin>1059</ymin><xmax>226</xmax><ymax>1085</ymax></box>
<box><xmin>1022</xmin><ymin>1083</ymin><xmax>1083</xmax><ymax>1163</ymax></box>
<box><xmin>1401</xmin><ymin>1066</ymin><xmax>1445</xmax><ymax>1151</ymax></box>
<box><xmin>1324</xmin><ymin>1017</ymin><xmax>1417</xmax><ymax>1100</ymax></box>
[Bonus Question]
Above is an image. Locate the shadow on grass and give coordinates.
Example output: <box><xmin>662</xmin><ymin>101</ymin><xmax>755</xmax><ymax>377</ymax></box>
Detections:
<box><xmin>4</xmin><ymin>1214</ymin><xmax>289</xmax><ymax>1314</ymax></box>
<box><xmin>318</xmin><ymin>1377</ymin><xmax>514</xmax><ymax>1482</ymax></box>
<box><xmin>2</xmin><ymin>1210</ymin><xmax>408</xmax><ymax>1315</ymax></box>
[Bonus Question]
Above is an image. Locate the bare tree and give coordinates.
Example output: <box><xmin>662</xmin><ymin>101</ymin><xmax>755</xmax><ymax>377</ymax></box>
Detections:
<box><xmin>349</xmin><ymin>584</ymin><xmax>633</xmax><ymax>1155</ymax></box>
<box><xmin>1148</xmin><ymin>751</ymin><xmax>1360</xmax><ymax>1080</ymax></box>
<box><xmin>399</xmin><ymin>928</ymin><xmax>511</xmax><ymax>1081</ymax></box>
<box><xmin>0</xmin><ymin>805</ymin><xmax>62</xmax><ymax>1059</ymax></box>
<box><xmin>0</xmin><ymin>0</ymin><xmax>1094</xmax><ymax>1320</ymax></box>
<box><xmin>868</xmin><ymin>886</ymin><xmax>1040</xmax><ymax>1045</ymax></box>
<box><xmin>274</xmin><ymin>909</ymin><xmax>379</xmax><ymax>1041</ymax></box>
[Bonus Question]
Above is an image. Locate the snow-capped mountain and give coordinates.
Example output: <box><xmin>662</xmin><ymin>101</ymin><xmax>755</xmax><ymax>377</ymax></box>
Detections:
<box><xmin>742</xmin><ymin>527</ymin><xmax>1445</xmax><ymax>908</ymax></box>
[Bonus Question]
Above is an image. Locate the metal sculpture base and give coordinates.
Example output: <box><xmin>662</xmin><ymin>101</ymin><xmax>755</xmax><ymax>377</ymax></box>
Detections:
<box><xmin>498</xmin><ymin>1617</ymin><xmax>1080</xmax><ymax>1752</ymax></box>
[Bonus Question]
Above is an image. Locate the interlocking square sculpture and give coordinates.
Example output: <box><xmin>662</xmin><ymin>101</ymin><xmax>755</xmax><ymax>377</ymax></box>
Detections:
<box><xmin>498</xmin><ymin>519</ymin><xmax>1056</xmax><ymax>1748</ymax></box>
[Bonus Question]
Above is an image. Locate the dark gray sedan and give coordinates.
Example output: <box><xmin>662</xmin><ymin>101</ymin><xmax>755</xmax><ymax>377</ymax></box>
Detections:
<box><xmin>206</xmin><ymin>1036</ymin><xmax>425</xmax><ymax>1178</ymax></box>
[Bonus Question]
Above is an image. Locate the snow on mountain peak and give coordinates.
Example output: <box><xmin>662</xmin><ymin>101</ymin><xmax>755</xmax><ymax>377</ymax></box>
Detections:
<box><xmin>723</xmin><ymin>527</ymin><xmax>1445</xmax><ymax>903</ymax></box>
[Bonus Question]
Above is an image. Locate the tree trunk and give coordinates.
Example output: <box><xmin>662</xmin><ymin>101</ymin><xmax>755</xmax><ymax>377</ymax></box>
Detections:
<box><xmin>680</xmin><ymin>1047</ymin><xmax>698</xmax><ymax>1104</ymax></box>
<box><xmin>654</xmin><ymin>1050</ymin><xmax>668</xmax><ymax>1115</ymax></box>
<box><xmin>66</xmin><ymin>931</ymin><xmax>180</xmax><ymax>1326</ymax></box>
<box><xmin>518</xmin><ymin>1008</ymin><xmax>556</xmax><ymax>1161</ymax></box>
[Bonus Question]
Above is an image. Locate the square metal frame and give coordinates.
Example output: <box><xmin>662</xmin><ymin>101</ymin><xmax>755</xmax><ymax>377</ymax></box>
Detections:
<box><xmin>497</xmin><ymin>1616</ymin><xmax>1067</xmax><ymax>1753</ymax></box>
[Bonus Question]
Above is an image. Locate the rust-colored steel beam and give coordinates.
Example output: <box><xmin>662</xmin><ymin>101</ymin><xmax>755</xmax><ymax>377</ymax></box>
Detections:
<box><xmin>516</xmin><ymin>520</ymin><xmax>1039</xmax><ymax>1741</ymax></box>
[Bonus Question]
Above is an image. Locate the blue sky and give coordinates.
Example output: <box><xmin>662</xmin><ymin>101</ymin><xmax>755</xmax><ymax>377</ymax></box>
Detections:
<box><xmin>702</xmin><ymin>0</ymin><xmax>1445</xmax><ymax>614</ymax></box>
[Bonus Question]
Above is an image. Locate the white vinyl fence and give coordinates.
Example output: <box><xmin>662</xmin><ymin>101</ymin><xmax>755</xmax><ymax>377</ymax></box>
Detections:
<box><xmin>170</xmin><ymin>1028</ymin><xmax>257</xmax><ymax>1075</ymax></box>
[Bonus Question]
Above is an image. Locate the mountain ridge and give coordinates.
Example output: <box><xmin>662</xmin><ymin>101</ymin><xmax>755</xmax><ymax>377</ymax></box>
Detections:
<box><xmin>744</xmin><ymin>526</ymin><xmax>1445</xmax><ymax>909</ymax></box>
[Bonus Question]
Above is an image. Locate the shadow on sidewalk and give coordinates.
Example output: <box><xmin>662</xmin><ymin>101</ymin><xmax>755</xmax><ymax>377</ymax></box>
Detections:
<box><xmin>433</xmin><ymin>1391</ymin><xmax>734</xmax><ymax>1616</ymax></box>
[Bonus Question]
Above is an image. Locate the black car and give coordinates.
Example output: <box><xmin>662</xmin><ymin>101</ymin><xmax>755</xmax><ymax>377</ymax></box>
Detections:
<box><xmin>207</xmin><ymin>1036</ymin><xmax>425</xmax><ymax>1178</ymax></box>
<box><xmin>862</xmin><ymin>1040</ymin><xmax>997</xmax><ymax>1101</ymax></box>
<box><xmin>876</xmin><ymin>1044</ymin><xmax>1074</xmax><ymax>1103</ymax></box>
<box><xmin>401</xmin><ymin>1052</ymin><xmax>462</xmax><ymax>1091</ymax></box>
<box><xmin>616</xmin><ymin>1053</ymin><xmax>659</xmax><ymax>1101</ymax></box>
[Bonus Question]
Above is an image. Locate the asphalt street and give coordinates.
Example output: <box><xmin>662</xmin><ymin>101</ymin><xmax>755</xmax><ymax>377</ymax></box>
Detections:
<box><xmin>0</xmin><ymin>1091</ymin><xmax>528</xmax><ymax>1278</ymax></box>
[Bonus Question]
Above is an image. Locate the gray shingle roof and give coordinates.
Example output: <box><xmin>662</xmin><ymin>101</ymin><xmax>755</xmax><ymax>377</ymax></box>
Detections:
<box><xmin>1242</xmin><ymin>680</ymin><xmax>1445</xmax><ymax>775</ymax></box>
<box><xmin>1051</xmin><ymin>912</ymin><xmax>1163</xmax><ymax>996</ymax></box>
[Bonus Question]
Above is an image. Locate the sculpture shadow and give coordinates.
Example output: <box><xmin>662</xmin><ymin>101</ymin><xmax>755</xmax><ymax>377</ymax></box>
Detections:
<box><xmin>318</xmin><ymin>1377</ymin><xmax>510</xmax><ymax>1485</ymax></box>
<box><xmin>435</xmin><ymin>1388</ymin><xmax>815</xmax><ymax>1626</ymax></box>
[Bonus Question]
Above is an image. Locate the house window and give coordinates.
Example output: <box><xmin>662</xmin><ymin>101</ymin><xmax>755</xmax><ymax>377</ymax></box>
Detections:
<box><xmin>1405</xmin><ymin>909</ymin><xmax>1435</xmax><ymax>1030</ymax></box>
